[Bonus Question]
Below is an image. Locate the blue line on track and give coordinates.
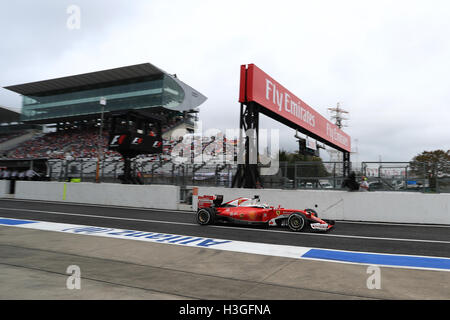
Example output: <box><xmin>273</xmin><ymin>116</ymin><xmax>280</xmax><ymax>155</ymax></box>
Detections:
<box><xmin>302</xmin><ymin>249</ymin><xmax>450</xmax><ymax>270</ymax></box>
<box><xmin>0</xmin><ymin>218</ymin><xmax>37</xmax><ymax>226</ymax></box>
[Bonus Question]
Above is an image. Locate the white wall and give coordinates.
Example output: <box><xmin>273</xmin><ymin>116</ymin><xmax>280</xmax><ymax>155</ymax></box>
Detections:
<box><xmin>0</xmin><ymin>180</ymin><xmax>9</xmax><ymax>197</ymax></box>
<box><xmin>15</xmin><ymin>181</ymin><xmax>180</xmax><ymax>210</ymax></box>
<box><xmin>343</xmin><ymin>192</ymin><xmax>450</xmax><ymax>224</ymax></box>
<box><xmin>194</xmin><ymin>187</ymin><xmax>450</xmax><ymax>225</ymax></box>
<box><xmin>15</xmin><ymin>181</ymin><xmax>64</xmax><ymax>201</ymax></box>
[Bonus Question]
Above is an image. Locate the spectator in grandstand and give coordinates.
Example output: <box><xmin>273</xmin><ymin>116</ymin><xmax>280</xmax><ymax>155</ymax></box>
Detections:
<box><xmin>341</xmin><ymin>171</ymin><xmax>359</xmax><ymax>191</ymax></box>
<box><xmin>359</xmin><ymin>176</ymin><xmax>370</xmax><ymax>192</ymax></box>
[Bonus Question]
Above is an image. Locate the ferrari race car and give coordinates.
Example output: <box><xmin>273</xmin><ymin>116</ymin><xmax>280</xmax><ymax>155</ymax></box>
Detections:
<box><xmin>196</xmin><ymin>195</ymin><xmax>335</xmax><ymax>232</ymax></box>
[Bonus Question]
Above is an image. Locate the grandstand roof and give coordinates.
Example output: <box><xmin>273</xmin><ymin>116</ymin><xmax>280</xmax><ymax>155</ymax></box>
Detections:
<box><xmin>0</xmin><ymin>106</ymin><xmax>20</xmax><ymax>123</ymax></box>
<box><xmin>3</xmin><ymin>63</ymin><xmax>207</xmax><ymax>124</ymax></box>
<box><xmin>4</xmin><ymin>63</ymin><xmax>166</xmax><ymax>96</ymax></box>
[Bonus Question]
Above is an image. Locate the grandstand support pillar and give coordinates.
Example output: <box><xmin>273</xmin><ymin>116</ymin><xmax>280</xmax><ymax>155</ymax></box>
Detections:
<box><xmin>80</xmin><ymin>160</ymin><xmax>84</xmax><ymax>181</ymax></box>
<box><xmin>121</xmin><ymin>157</ymin><xmax>133</xmax><ymax>184</ymax></box>
<box><xmin>232</xmin><ymin>102</ymin><xmax>262</xmax><ymax>189</ymax></box>
<box><xmin>95</xmin><ymin>160</ymin><xmax>100</xmax><ymax>183</ymax></box>
<box><xmin>96</xmin><ymin>102</ymin><xmax>106</xmax><ymax>183</ymax></box>
<box><xmin>343</xmin><ymin>151</ymin><xmax>351</xmax><ymax>177</ymax></box>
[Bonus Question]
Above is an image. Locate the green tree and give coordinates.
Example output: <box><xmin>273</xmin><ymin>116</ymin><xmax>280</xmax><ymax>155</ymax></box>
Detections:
<box><xmin>410</xmin><ymin>150</ymin><xmax>450</xmax><ymax>190</ymax></box>
<box><xmin>278</xmin><ymin>149</ymin><xmax>329</xmax><ymax>179</ymax></box>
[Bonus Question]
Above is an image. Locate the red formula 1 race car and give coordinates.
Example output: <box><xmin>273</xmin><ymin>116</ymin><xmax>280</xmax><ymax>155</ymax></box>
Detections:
<box><xmin>196</xmin><ymin>195</ymin><xmax>335</xmax><ymax>232</ymax></box>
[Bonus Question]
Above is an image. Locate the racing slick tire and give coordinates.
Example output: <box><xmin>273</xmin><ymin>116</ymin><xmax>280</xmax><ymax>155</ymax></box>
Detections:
<box><xmin>196</xmin><ymin>207</ymin><xmax>216</xmax><ymax>226</ymax></box>
<box><xmin>305</xmin><ymin>208</ymin><xmax>318</xmax><ymax>218</ymax></box>
<box><xmin>287</xmin><ymin>213</ymin><xmax>307</xmax><ymax>232</ymax></box>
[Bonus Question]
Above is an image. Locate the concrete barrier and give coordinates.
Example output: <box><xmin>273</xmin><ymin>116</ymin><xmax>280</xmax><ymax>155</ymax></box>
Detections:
<box><xmin>343</xmin><ymin>192</ymin><xmax>450</xmax><ymax>224</ymax></box>
<box><xmin>15</xmin><ymin>181</ymin><xmax>64</xmax><ymax>202</ymax></box>
<box><xmin>0</xmin><ymin>180</ymin><xmax>10</xmax><ymax>197</ymax></box>
<box><xmin>15</xmin><ymin>181</ymin><xmax>180</xmax><ymax>210</ymax></box>
<box><xmin>194</xmin><ymin>187</ymin><xmax>450</xmax><ymax>225</ymax></box>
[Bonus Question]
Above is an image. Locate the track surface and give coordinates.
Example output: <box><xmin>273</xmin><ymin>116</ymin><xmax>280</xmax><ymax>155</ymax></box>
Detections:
<box><xmin>0</xmin><ymin>199</ymin><xmax>449</xmax><ymax>258</ymax></box>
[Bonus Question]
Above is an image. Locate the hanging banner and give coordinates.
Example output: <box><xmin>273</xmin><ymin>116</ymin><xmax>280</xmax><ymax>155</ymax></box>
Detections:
<box><xmin>239</xmin><ymin>64</ymin><xmax>351</xmax><ymax>152</ymax></box>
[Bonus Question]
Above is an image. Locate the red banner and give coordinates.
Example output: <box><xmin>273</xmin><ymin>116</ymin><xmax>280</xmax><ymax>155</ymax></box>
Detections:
<box><xmin>239</xmin><ymin>64</ymin><xmax>351</xmax><ymax>152</ymax></box>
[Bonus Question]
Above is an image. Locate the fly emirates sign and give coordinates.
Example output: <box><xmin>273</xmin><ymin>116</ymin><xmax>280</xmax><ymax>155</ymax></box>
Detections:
<box><xmin>239</xmin><ymin>64</ymin><xmax>351</xmax><ymax>152</ymax></box>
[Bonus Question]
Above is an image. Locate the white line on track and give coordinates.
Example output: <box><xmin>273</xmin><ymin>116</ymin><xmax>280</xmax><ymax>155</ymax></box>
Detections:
<box><xmin>0</xmin><ymin>207</ymin><xmax>194</xmax><ymax>226</ymax></box>
<box><xmin>0</xmin><ymin>199</ymin><xmax>190</xmax><ymax>214</ymax></box>
<box><xmin>1</xmin><ymin>206</ymin><xmax>450</xmax><ymax>245</ymax></box>
<box><xmin>335</xmin><ymin>220</ymin><xmax>450</xmax><ymax>228</ymax></box>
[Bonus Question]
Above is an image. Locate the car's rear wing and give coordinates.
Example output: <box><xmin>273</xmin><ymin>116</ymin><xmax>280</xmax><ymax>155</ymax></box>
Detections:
<box><xmin>198</xmin><ymin>195</ymin><xmax>223</xmax><ymax>209</ymax></box>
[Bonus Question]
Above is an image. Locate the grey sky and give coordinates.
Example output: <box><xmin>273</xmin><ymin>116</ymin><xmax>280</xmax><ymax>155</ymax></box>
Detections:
<box><xmin>1</xmin><ymin>0</ymin><xmax>449</xmax><ymax>161</ymax></box>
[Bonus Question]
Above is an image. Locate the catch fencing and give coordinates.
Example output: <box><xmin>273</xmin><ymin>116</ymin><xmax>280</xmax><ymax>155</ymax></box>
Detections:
<box><xmin>47</xmin><ymin>159</ymin><xmax>450</xmax><ymax>193</ymax></box>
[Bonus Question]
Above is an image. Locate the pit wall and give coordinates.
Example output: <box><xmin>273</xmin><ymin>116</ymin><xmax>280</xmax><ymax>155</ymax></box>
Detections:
<box><xmin>12</xmin><ymin>181</ymin><xmax>180</xmax><ymax>210</ymax></box>
<box><xmin>193</xmin><ymin>187</ymin><xmax>450</xmax><ymax>225</ymax></box>
<box><xmin>2</xmin><ymin>181</ymin><xmax>449</xmax><ymax>225</ymax></box>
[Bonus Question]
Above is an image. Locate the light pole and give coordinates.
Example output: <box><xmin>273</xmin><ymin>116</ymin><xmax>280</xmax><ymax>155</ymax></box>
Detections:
<box><xmin>96</xmin><ymin>97</ymin><xmax>106</xmax><ymax>183</ymax></box>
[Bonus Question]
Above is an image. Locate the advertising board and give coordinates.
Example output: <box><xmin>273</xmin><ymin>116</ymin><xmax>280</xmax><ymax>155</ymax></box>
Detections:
<box><xmin>239</xmin><ymin>64</ymin><xmax>351</xmax><ymax>152</ymax></box>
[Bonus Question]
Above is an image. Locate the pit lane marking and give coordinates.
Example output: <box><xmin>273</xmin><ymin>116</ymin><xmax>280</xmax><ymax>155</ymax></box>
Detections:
<box><xmin>0</xmin><ymin>206</ymin><xmax>449</xmax><ymax>245</ymax></box>
<box><xmin>2</xmin><ymin>199</ymin><xmax>450</xmax><ymax>228</ymax></box>
<box><xmin>1</xmin><ymin>216</ymin><xmax>450</xmax><ymax>272</ymax></box>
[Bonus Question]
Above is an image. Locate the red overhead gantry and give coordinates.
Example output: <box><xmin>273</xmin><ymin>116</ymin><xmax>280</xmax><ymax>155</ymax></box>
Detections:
<box><xmin>234</xmin><ymin>64</ymin><xmax>351</xmax><ymax>188</ymax></box>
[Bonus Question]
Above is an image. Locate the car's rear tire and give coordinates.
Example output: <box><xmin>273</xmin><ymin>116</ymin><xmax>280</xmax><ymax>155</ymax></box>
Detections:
<box><xmin>287</xmin><ymin>213</ymin><xmax>307</xmax><ymax>232</ymax></box>
<box><xmin>196</xmin><ymin>208</ymin><xmax>216</xmax><ymax>225</ymax></box>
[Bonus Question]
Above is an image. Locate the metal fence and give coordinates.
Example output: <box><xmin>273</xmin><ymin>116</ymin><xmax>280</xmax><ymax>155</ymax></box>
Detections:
<box><xmin>47</xmin><ymin>158</ymin><xmax>450</xmax><ymax>193</ymax></box>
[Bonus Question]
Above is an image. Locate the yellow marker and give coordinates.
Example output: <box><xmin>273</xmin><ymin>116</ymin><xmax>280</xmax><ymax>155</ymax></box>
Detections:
<box><xmin>63</xmin><ymin>183</ymin><xmax>67</xmax><ymax>200</ymax></box>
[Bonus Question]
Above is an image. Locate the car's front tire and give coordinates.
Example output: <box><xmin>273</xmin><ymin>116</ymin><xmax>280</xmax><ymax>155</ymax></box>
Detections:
<box><xmin>287</xmin><ymin>213</ymin><xmax>307</xmax><ymax>232</ymax></box>
<box><xmin>196</xmin><ymin>208</ymin><xmax>216</xmax><ymax>225</ymax></box>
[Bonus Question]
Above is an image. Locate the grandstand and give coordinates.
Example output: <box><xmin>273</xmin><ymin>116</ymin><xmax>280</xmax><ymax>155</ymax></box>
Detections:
<box><xmin>0</xmin><ymin>132</ymin><xmax>23</xmax><ymax>144</ymax></box>
<box><xmin>1</xmin><ymin>63</ymin><xmax>207</xmax><ymax>181</ymax></box>
<box><xmin>0</xmin><ymin>106</ymin><xmax>43</xmax><ymax>157</ymax></box>
<box><xmin>6</xmin><ymin>118</ymin><xmax>195</xmax><ymax>161</ymax></box>
<box><xmin>2</xmin><ymin>64</ymin><xmax>285</xmax><ymax>187</ymax></box>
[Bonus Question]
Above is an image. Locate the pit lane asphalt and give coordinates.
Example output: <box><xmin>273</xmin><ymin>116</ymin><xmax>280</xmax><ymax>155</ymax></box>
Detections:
<box><xmin>0</xmin><ymin>199</ymin><xmax>449</xmax><ymax>258</ymax></box>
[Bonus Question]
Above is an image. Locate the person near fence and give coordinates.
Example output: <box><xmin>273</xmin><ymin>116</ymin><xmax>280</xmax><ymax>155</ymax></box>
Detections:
<box><xmin>18</xmin><ymin>171</ymin><xmax>26</xmax><ymax>180</ymax></box>
<box><xmin>359</xmin><ymin>176</ymin><xmax>369</xmax><ymax>192</ymax></box>
<box><xmin>2</xmin><ymin>168</ymin><xmax>11</xmax><ymax>180</ymax></box>
<box><xmin>25</xmin><ymin>168</ymin><xmax>40</xmax><ymax>181</ymax></box>
<box><xmin>341</xmin><ymin>171</ymin><xmax>359</xmax><ymax>191</ymax></box>
<box><xmin>11</xmin><ymin>170</ymin><xmax>18</xmax><ymax>181</ymax></box>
